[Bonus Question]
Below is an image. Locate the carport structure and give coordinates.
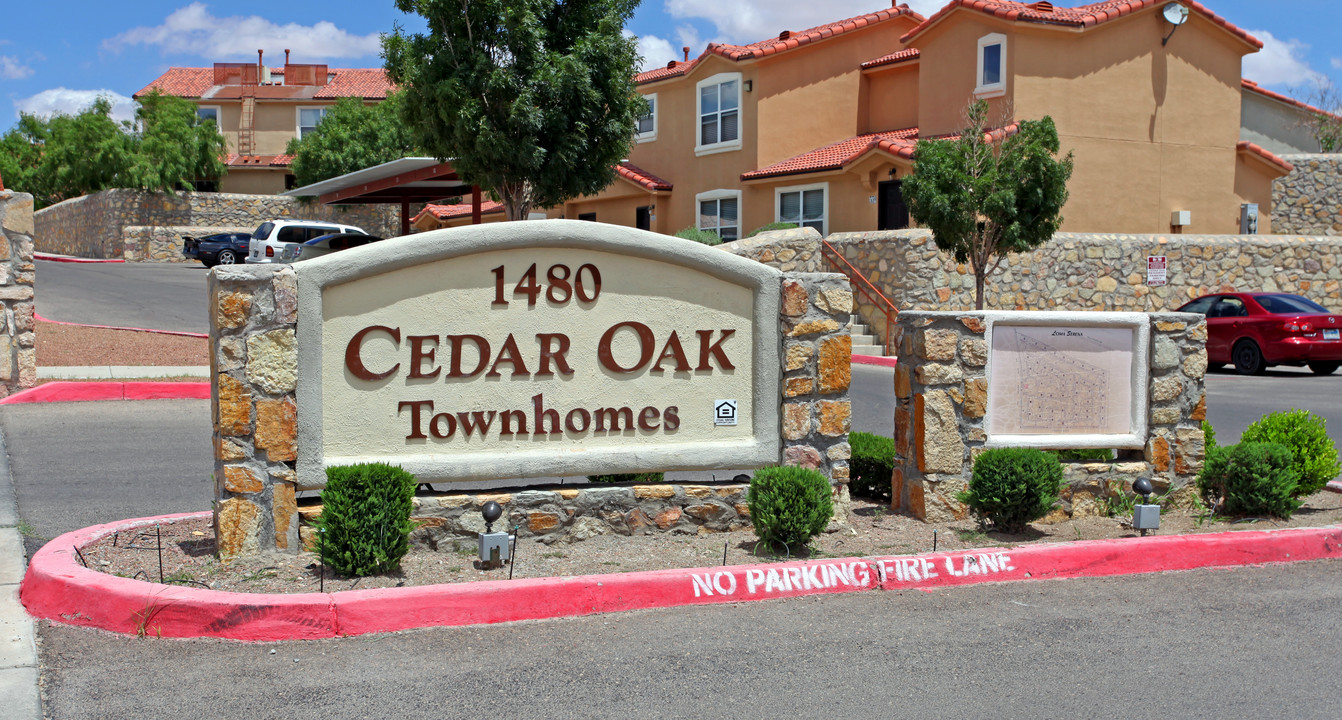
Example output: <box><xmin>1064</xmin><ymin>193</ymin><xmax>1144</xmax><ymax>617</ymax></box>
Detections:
<box><xmin>282</xmin><ymin>157</ymin><xmax>485</xmax><ymax>237</ymax></box>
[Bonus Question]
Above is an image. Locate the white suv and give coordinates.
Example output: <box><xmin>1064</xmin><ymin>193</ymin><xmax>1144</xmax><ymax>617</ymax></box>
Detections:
<box><xmin>247</xmin><ymin>220</ymin><xmax>368</xmax><ymax>264</ymax></box>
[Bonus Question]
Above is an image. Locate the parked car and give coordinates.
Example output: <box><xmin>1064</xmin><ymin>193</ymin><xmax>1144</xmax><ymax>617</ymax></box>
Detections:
<box><xmin>278</xmin><ymin>232</ymin><xmax>384</xmax><ymax>263</ymax></box>
<box><xmin>247</xmin><ymin>220</ymin><xmax>368</xmax><ymax>264</ymax></box>
<box><xmin>1176</xmin><ymin>292</ymin><xmax>1342</xmax><ymax>375</ymax></box>
<box><xmin>181</xmin><ymin>232</ymin><xmax>251</xmax><ymax>268</ymax></box>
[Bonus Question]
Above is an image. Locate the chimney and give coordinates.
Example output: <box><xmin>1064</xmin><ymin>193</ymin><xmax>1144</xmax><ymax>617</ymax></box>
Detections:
<box><xmin>683</xmin><ymin>46</ymin><xmax>690</xmax><ymax>62</ymax></box>
<box><xmin>258</xmin><ymin>49</ymin><xmax>264</xmax><ymax>69</ymax></box>
<box><xmin>285</xmin><ymin>49</ymin><xmax>291</xmax><ymax>65</ymax></box>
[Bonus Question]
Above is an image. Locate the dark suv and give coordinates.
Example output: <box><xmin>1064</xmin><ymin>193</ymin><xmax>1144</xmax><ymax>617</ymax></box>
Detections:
<box><xmin>182</xmin><ymin>232</ymin><xmax>251</xmax><ymax>268</ymax></box>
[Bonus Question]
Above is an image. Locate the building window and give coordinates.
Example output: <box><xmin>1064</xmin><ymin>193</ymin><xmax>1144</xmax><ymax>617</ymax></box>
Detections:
<box><xmin>196</xmin><ymin>106</ymin><xmax>221</xmax><ymax>126</ymax></box>
<box><xmin>776</xmin><ymin>183</ymin><xmax>828</xmax><ymax>235</ymax></box>
<box><xmin>696</xmin><ymin>73</ymin><xmax>742</xmax><ymax>156</ymax></box>
<box><xmin>578</xmin><ymin>212</ymin><xmax>597</xmax><ymax>222</ymax></box>
<box><xmin>976</xmin><ymin>33</ymin><xmax>1007</xmax><ymax>98</ymax></box>
<box><xmin>297</xmin><ymin>107</ymin><xmax>330</xmax><ymax>139</ymax></box>
<box><xmin>635</xmin><ymin>93</ymin><xmax>657</xmax><ymax>143</ymax></box>
<box><xmin>696</xmin><ymin>189</ymin><xmax>741</xmax><ymax>241</ymax></box>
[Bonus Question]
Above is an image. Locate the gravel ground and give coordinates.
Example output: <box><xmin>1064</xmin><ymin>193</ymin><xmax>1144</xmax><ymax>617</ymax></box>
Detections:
<box><xmin>78</xmin><ymin>491</ymin><xmax>1342</xmax><ymax>594</ymax></box>
<box><xmin>36</xmin><ymin>321</ymin><xmax>208</xmax><ymax>368</ymax></box>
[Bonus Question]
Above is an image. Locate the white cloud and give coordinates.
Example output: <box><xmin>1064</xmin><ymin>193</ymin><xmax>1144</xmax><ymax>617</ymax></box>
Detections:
<box><xmin>14</xmin><ymin>88</ymin><xmax>136</xmax><ymax>124</ymax></box>
<box><xmin>103</xmin><ymin>2</ymin><xmax>381</xmax><ymax>62</ymax></box>
<box><xmin>665</xmin><ymin>0</ymin><xmax>941</xmax><ymax>45</ymax></box>
<box><xmin>0</xmin><ymin>55</ymin><xmax>33</xmax><ymax>80</ymax></box>
<box><xmin>1333</xmin><ymin>57</ymin><xmax>1342</xmax><ymax>71</ymax></box>
<box><xmin>635</xmin><ymin>34</ymin><xmax>678</xmax><ymax>71</ymax></box>
<box><xmin>1243</xmin><ymin>29</ymin><xmax>1328</xmax><ymax>90</ymax></box>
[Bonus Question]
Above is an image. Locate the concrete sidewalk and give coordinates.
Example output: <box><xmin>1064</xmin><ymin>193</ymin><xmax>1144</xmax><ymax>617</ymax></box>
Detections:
<box><xmin>0</xmin><ymin>428</ymin><xmax>42</xmax><ymax>719</ymax></box>
<box><xmin>37</xmin><ymin>366</ymin><xmax>209</xmax><ymax>379</ymax></box>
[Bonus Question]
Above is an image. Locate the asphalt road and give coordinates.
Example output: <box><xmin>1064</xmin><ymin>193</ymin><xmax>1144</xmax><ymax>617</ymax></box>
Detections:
<box><xmin>31</xmin><ymin>559</ymin><xmax>1342</xmax><ymax>719</ymax></box>
<box><xmin>35</xmin><ymin>259</ymin><xmax>211</xmax><ymax>333</ymax></box>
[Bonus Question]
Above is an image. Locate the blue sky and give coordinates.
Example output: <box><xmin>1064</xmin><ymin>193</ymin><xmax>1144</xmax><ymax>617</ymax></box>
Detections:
<box><xmin>2</xmin><ymin>0</ymin><xmax>1339</xmax><ymax>128</ymax></box>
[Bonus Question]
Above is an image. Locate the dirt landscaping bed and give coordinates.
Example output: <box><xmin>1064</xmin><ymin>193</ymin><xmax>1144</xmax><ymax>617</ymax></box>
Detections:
<box><xmin>36</xmin><ymin>321</ymin><xmax>208</xmax><ymax>367</ymax></box>
<box><xmin>75</xmin><ymin>490</ymin><xmax>1342</xmax><ymax>595</ymax></box>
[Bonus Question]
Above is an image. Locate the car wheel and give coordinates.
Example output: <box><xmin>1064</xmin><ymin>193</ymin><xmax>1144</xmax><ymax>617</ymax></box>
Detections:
<box><xmin>217</xmin><ymin>250</ymin><xmax>238</xmax><ymax>265</ymax></box>
<box><xmin>1232</xmin><ymin>340</ymin><xmax>1265</xmax><ymax>375</ymax></box>
<box><xmin>1308</xmin><ymin>362</ymin><xmax>1340</xmax><ymax>376</ymax></box>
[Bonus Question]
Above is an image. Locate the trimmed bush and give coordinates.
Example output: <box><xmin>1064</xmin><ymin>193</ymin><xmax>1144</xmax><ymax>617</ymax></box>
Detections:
<box><xmin>748</xmin><ymin>466</ymin><xmax>833</xmax><ymax>550</ymax></box>
<box><xmin>586</xmin><ymin>472</ymin><xmax>665</xmax><ymax>484</ymax></box>
<box><xmin>1197</xmin><ymin>442</ymin><xmax>1301</xmax><ymax>519</ymax></box>
<box><xmin>745</xmin><ymin>222</ymin><xmax>798</xmax><ymax>238</ymax></box>
<box><xmin>1050</xmin><ymin>448</ymin><xmax>1114</xmax><ymax>462</ymax></box>
<box><xmin>1239</xmin><ymin>409</ymin><xmax>1340</xmax><ymax>496</ymax></box>
<box><xmin>849</xmin><ymin>432</ymin><xmax>895</xmax><ymax>501</ymax></box>
<box><xmin>1202</xmin><ymin>419</ymin><xmax>1218</xmax><ymax>452</ymax></box>
<box><xmin>958</xmin><ymin>448</ymin><xmax>1063</xmax><ymax>533</ymax></box>
<box><xmin>317</xmin><ymin>463</ymin><xmax>418</xmax><ymax>577</ymax></box>
<box><xmin>673</xmin><ymin>226</ymin><xmax>723</xmax><ymax>246</ymax></box>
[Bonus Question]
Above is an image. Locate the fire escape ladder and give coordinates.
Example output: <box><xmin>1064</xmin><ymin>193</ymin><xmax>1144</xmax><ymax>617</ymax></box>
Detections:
<box><xmin>238</xmin><ymin>94</ymin><xmax>256</xmax><ymax>156</ymax></box>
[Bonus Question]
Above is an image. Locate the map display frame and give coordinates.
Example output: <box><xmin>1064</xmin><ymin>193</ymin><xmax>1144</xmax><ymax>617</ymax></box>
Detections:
<box><xmin>983</xmin><ymin>312</ymin><xmax>1150</xmax><ymax>450</ymax></box>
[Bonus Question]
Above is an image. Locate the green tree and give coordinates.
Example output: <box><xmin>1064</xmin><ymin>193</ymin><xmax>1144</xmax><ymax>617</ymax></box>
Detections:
<box><xmin>36</xmin><ymin>97</ymin><xmax>136</xmax><ymax>205</ymax></box>
<box><xmin>285</xmin><ymin>93</ymin><xmax>417</xmax><ymax>187</ymax></box>
<box><xmin>127</xmin><ymin>90</ymin><xmax>228</xmax><ymax>194</ymax></box>
<box><xmin>383</xmin><ymin>0</ymin><xmax>646</xmax><ymax>221</ymax></box>
<box><xmin>0</xmin><ymin>114</ymin><xmax>53</xmax><ymax>203</ymax></box>
<box><xmin>903</xmin><ymin>100</ymin><xmax>1074</xmax><ymax>309</ymax></box>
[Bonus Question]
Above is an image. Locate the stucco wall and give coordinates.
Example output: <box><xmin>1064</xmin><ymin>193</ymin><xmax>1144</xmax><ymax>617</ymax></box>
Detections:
<box><xmin>1272</xmin><ymin>154</ymin><xmax>1342</xmax><ymax>236</ymax></box>
<box><xmin>34</xmin><ymin>189</ymin><xmax>401</xmax><ymax>260</ymax></box>
<box><xmin>0</xmin><ymin>191</ymin><xmax>37</xmax><ymax>397</ymax></box>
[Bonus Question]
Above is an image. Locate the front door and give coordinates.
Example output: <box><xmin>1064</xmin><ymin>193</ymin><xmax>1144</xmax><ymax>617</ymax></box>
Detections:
<box><xmin>878</xmin><ymin>180</ymin><xmax>909</xmax><ymax>231</ymax></box>
<box><xmin>636</xmin><ymin>206</ymin><xmax>651</xmax><ymax>231</ymax></box>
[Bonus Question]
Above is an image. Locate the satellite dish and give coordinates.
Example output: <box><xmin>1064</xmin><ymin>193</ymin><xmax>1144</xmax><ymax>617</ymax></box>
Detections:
<box><xmin>1163</xmin><ymin>3</ymin><xmax>1189</xmax><ymax>25</ymax></box>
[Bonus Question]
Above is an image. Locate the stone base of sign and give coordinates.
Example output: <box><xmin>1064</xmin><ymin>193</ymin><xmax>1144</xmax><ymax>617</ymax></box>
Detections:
<box><xmin>891</xmin><ymin>311</ymin><xmax>1206</xmax><ymax>523</ymax></box>
<box><xmin>780</xmin><ymin>272</ymin><xmax>854</xmax><ymax>490</ymax></box>
<box><xmin>0</xmin><ymin>191</ymin><xmax>37</xmax><ymax>398</ymax></box>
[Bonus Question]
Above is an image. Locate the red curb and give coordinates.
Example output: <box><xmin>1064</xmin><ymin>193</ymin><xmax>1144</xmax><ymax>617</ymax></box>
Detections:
<box><xmin>852</xmin><ymin>354</ymin><xmax>898</xmax><ymax>367</ymax></box>
<box><xmin>21</xmin><ymin>511</ymin><xmax>1342</xmax><ymax>642</ymax></box>
<box><xmin>1328</xmin><ymin>480</ymin><xmax>1342</xmax><ymax>494</ymax></box>
<box><xmin>0</xmin><ymin>381</ymin><xmax>210</xmax><ymax>404</ymax></box>
<box><xmin>35</xmin><ymin>312</ymin><xmax>208</xmax><ymax>339</ymax></box>
<box><xmin>35</xmin><ymin>252</ymin><xmax>125</xmax><ymax>264</ymax></box>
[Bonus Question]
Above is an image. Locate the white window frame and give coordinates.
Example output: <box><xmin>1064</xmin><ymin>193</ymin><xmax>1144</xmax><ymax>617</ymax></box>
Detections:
<box><xmin>695</xmin><ymin>189</ymin><xmax>742</xmax><ymax>241</ymax></box>
<box><xmin>296</xmin><ymin>106</ymin><xmax>331</xmax><ymax>140</ymax></box>
<box><xmin>975</xmin><ymin>33</ymin><xmax>1007</xmax><ymax>98</ymax></box>
<box><xmin>196</xmin><ymin>105</ymin><xmax>223</xmax><ymax>132</ymax></box>
<box><xmin>635</xmin><ymin>93</ymin><xmax>658</xmax><ymax>143</ymax></box>
<box><xmin>775</xmin><ymin>182</ymin><xmax>829</xmax><ymax>236</ymax></box>
<box><xmin>695</xmin><ymin>72</ymin><xmax>743</xmax><ymax>156</ymax></box>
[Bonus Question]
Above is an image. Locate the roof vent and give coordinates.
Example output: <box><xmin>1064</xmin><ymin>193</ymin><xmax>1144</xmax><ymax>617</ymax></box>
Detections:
<box><xmin>666</xmin><ymin>60</ymin><xmax>677</xmax><ymax>69</ymax></box>
<box><xmin>778</xmin><ymin>30</ymin><xmax>791</xmax><ymax>41</ymax></box>
<box><xmin>1030</xmin><ymin>1</ymin><xmax>1054</xmax><ymax>11</ymax></box>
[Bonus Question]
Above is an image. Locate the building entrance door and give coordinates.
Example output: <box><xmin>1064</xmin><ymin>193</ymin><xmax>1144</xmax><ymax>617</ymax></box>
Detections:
<box><xmin>878</xmin><ymin>180</ymin><xmax>909</xmax><ymax>231</ymax></box>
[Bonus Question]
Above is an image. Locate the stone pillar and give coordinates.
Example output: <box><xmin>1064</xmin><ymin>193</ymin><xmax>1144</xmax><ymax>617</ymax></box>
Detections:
<box><xmin>0</xmin><ymin>191</ymin><xmax>36</xmax><ymax>397</ymax></box>
<box><xmin>780</xmin><ymin>272</ymin><xmax>853</xmax><ymax>495</ymax></box>
<box><xmin>210</xmin><ymin>265</ymin><xmax>299</xmax><ymax>557</ymax></box>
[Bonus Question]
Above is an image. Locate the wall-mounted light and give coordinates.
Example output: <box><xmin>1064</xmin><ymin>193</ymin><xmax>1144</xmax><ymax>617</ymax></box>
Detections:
<box><xmin>743</xmin><ymin>79</ymin><xmax>753</xmax><ymax>92</ymax></box>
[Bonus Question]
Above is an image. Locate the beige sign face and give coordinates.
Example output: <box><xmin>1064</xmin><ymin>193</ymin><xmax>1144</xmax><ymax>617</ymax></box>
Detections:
<box><xmin>295</xmin><ymin>223</ymin><xmax>782</xmax><ymax>485</ymax></box>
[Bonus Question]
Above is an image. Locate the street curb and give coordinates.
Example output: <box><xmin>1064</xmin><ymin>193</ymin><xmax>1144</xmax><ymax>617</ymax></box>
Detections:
<box><xmin>852</xmin><ymin>354</ymin><xmax>897</xmax><ymax>367</ymax></box>
<box><xmin>19</xmin><ymin>511</ymin><xmax>1342</xmax><ymax>642</ymax></box>
<box><xmin>34</xmin><ymin>253</ymin><xmax>124</xmax><ymax>264</ymax></box>
<box><xmin>0</xmin><ymin>382</ymin><xmax>210</xmax><ymax>405</ymax></box>
<box><xmin>1328</xmin><ymin>480</ymin><xmax>1342</xmax><ymax>494</ymax></box>
<box><xmin>35</xmin><ymin>312</ymin><xmax>208</xmax><ymax>339</ymax></box>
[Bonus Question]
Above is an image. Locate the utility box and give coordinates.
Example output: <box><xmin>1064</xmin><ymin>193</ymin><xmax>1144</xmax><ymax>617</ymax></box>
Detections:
<box><xmin>1171</xmin><ymin>210</ymin><xmax>1191</xmax><ymax>228</ymax></box>
<box><xmin>479</xmin><ymin>531</ymin><xmax>513</xmax><ymax>567</ymax></box>
<box><xmin>1133</xmin><ymin>504</ymin><xmax>1161</xmax><ymax>531</ymax></box>
<box><xmin>1240</xmin><ymin>203</ymin><xmax>1260</xmax><ymax>234</ymax></box>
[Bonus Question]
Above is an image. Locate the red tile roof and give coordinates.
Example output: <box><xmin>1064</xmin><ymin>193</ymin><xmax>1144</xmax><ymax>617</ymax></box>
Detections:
<box><xmin>1242</xmin><ymin>79</ymin><xmax>1341</xmax><ymax>121</ymax></box>
<box><xmin>742</xmin><ymin>124</ymin><xmax>1022</xmax><ymax>181</ymax></box>
<box><xmin>1236</xmin><ymin>141</ymin><xmax>1294</xmax><ymax>174</ymax></box>
<box><xmin>636</xmin><ymin>4</ymin><xmax>922</xmax><ymax>85</ymax></box>
<box><xmin>135</xmin><ymin>67</ymin><xmax>394</xmax><ymax>99</ymax></box>
<box><xmin>616</xmin><ymin>162</ymin><xmax>673</xmax><ymax>191</ymax></box>
<box><xmin>412</xmin><ymin>200</ymin><xmax>506</xmax><ymax>224</ymax></box>
<box><xmin>901</xmin><ymin>1</ymin><xmax>1261</xmax><ymax>49</ymax></box>
<box><xmin>862</xmin><ymin>48</ymin><xmax>921</xmax><ymax>70</ymax></box>
<box><xmin>222</xmin><ymin>154</ymin><xmax>293</xmax><ymax>168</ymax></box>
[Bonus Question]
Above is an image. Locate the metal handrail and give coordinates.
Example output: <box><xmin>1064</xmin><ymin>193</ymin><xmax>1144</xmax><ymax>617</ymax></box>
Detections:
<box><xmin>820</xmin><ymin>240</ymin><xmax>900</xmax><ymax>356</ymax></box>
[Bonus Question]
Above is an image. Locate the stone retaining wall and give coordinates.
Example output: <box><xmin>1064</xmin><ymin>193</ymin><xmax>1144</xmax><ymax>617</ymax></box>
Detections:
<box><xmin>1274</xmin><ymin>154</ymin><xmax>1342</xmax><ymax>236</ymax></box>
<box><xmin>124</xmin><ymin>225</ymin><xmax>252</xmax><ymax>263</ymax></box>
<box><xmin>891</xmin><ymin>311</ymin><xmax>1207</xmax><ymax>523</ymax></box>
<box><xmin>35</xmin><ymin>189</ymin><xmax>401</xmax><ymax>260</ymax></box>
<box><xmin>0</xmin><ymin>191</ymin><xmax>36</xmax><ymax>398</ymax></box>
<box><xmin>719</xmin><ymin>227</ymin><xmax>825</xmax><ymax>272</ymax></box>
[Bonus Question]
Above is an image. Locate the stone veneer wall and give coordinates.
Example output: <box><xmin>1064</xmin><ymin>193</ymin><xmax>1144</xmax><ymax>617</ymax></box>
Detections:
<box><xmin>210</xmin><ymin>263</ymin><xmax>852</xmax><ymax>557</ymax></box>
<box><xmin>124</xmin><ymin>225</ymin><xmax>252</xmax><ymax>262</ymax></box>
<box><xmin>718</xmin><ymin>227</ymin><xmax>826</xmax><ymax>272</ymax></box>
<box><xmin>35</xmin><ymin>189</ymin><xmax>402</xmax><ymax>260</ymax></box>
<box><xmin>0</xmin><ymin>191</ymin><xmax>36</xmax><ymax>397</ymax></box>
<box><xmin>1273</xmin><ymin>154</ymin><xmax>1342</xmax><ymax>236</ymax></box>
<box><xmin>891</xmin><ymin>311</ymin><xmax>1207</xmax><ymax>523</ymax></box>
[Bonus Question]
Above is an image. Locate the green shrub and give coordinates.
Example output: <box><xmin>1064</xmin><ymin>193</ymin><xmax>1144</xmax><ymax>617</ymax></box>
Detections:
<box><xmin>1239</xmin><ymin>409</ymin><xmax>1340</xmax><ymax>496</ymax></box>
<box><xmin>1197</xmin><ymin>442</ymin><xmax>1301</xmax><ymax>519</ymax></box>
<box><xmin>586</xmin><ymin>472</ymin><xmax>665</xmax><ymax>484</ymax></box>
<box><xmin>1050</xmin><ymin>448</ymin><xmax>1114</xmax><ymax>462</ymax></box>
<box><xmin>745</xmin><ymin>222</ymin><xmax>798</xmax><ymax>238</ymax></box>
<box><xmin>849</xmin><ymin>432</ymin><xmax>895</xmax><ymax>501</ymax></box>
<box><xmin>748</xmin><ymin>466</ymin><xmax>833</xmax><ymax>550</ymax></box>
<box><xmin>673</xmin><ymin>226</ymin><xmax>724</xmax><ymax>246</ymax></box>
<box><xmin>1202</xmin><ymin>419</ymin><xmax>1218</xmax><ymax>452</ymax></box>
<box><xmin>317</xmin><ymin>463</ymin><xmax>418</xmax><ymax>577</ymax></box>
<box><xmin>958</xmin><ymin>448</ymin><xmax>1063</xmax><ymax>533</ymax></box>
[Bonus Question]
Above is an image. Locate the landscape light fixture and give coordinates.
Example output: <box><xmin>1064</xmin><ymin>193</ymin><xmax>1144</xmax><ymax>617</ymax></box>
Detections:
<box><xmin>478</xmin><ymin>501</ymin><xmax>514</xmax><ymax>569</ymax></box>
<box><xmin>1161</xmin><ymin>3</ymin><xmax>1189</xmax><ymax>46</ymax></box>
<box><xmin>1131</xmin><ymin>476</ymin><xmax>1161</xmax><ymax>537</ymax></box>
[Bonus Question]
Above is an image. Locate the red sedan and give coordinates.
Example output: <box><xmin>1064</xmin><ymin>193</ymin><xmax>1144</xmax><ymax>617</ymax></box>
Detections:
<box><xmin>1176</xmin><ymin>293</ymin><xmax>1342</xmax><ymax>375</ymax></box>
<box><xmin>1175</xmin><ymin>290</ymin><xmax>1342</xmax><ymax>372</ymax></box>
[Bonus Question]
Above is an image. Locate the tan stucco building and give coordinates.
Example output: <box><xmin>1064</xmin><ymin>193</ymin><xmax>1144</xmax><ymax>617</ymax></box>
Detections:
<box><xmin>565</xmin><ymin>0</ymin><xmax>1295</xmax><ymax>236</ymax></box>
